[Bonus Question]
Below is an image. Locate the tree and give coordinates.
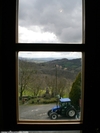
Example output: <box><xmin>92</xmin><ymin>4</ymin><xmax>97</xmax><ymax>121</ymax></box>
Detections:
<box><xmin>44</xmin><ymin>75</ymin><xmax>56</xmax><ymax>97</ymax></box>
<box><xmin>18</xmin><ymin>60</ymin><xmax>37</xmax><ymax>100</ymax></box>
<box><xmin>19</xmin><ymin>68</ymin><xmax>35</xmax><ymax>100</ymax></box>
<box><xmin>29</xmin><ymin>74</ymin><xmax>44</xmax><ymax>97</ymax></box>
<box><xmin>69</xmin><ymin>72</ymin><xmax>81</xmax><ymax>110</ymax></box>
<box><xmin>57</xmin><ymin>77</ymin><xmax>67</xmax><ymax>97</ymax></box>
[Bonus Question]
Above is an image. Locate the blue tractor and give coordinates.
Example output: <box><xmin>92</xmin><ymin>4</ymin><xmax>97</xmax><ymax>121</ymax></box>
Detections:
<box><xmin>47</xmin><ymin>98</ymin><xmax>77</xmax><ymax>120</ymax></box>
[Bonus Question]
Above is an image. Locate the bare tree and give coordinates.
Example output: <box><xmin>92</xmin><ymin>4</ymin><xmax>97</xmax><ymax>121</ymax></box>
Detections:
<box><xmin>19</xmin><ymin>68</ymin><xmax>35</xmax><ymax>100</ymax></box>
<box><xmin>57</xmin><ymin>77</ymin><xmax>67</xmax><ymax>97</ymax></box>
<box><xmin>18</xmin><ymin>60</ymin><xmax>37</xmax><ymax>100</ymax></box>
<box><xmin>29</xmin><ymin>74</ymin><xmax>45</xmax><ymax>97</ymax></box>
<box><xmin>44</xmin><ymin>75</ymin><xmax>57</xmax><ymax>97</ymax></box>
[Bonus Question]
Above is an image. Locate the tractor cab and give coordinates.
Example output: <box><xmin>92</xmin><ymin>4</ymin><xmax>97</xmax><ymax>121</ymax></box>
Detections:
<box><xmin>59</xmin><ymin>98</ymin><xmax>71</xmax><ymax>107</ymax></box>
<box><xmin>52</xmin><ymin>98</ymin><xmax>71</xmax><ymax>110</ymax></box>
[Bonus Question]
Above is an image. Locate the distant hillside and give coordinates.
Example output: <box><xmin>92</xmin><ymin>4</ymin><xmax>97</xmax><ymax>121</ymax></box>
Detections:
<box><xmin>19</xmin><ymin>57</ymin><xmax>56</xmax><ymax>63</ymax></box>
<box><xmin>43</xmin><ymin>58</ymin><xmax>81</xmax><ymax>70</ymax></box>
<box><xmin>19</xmin><ymin>58</ymin><xmax>81</xmax><ymax>81</ymax></box>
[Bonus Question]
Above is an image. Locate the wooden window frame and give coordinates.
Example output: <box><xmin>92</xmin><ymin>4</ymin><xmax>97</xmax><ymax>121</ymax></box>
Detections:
<box><xmin>1</xmin><ymin>0</ymin><xmax>98</xmax><ymax>132</ymax></box>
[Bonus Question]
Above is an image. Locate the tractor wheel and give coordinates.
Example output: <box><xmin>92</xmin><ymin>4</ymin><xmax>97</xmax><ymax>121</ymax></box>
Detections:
<box><xmin>66</xmin><ymin>108</ymin><xmax>76</xmax><ymax>118</ymax></box>
<box><xmin>50</xmin><ymin>112</ymin><xmax>58</xmax><ymax>120</ymax></box>
<box><xmin>47</xmin><ymin>110</ymin><xmax>52</xmax><ymax>116</ymax></box>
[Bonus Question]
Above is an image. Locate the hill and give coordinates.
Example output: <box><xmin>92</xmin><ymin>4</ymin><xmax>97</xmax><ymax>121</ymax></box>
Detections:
<box><xmin>18</xmin><ymin>58</ymin><xmax>81</xmax><ymax>81</ymax></box>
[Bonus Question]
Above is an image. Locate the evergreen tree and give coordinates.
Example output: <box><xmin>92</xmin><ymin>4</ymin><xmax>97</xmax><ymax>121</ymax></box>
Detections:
<box><xmin>69</xmin><ymin>72</ymin><xmax>81</xmax><ymax>110</ymax></box>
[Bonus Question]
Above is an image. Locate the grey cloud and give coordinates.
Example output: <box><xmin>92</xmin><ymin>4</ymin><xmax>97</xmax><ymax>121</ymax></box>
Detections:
<box><xmin>60</xmin><ymin>27</ymin><xmax>82</xmax><ymax>42</ymax></box>
<box><xmin>19</xmin><ymin>0</ymin><xmax>82</xmax><ymax>43</ymax></box>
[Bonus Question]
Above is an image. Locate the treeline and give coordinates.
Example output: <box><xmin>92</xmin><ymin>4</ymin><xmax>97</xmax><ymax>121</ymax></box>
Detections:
<box><xmin>18</xmin><ymin>58</ymin><xmax>81</xmax><ymax>105</ymax></box>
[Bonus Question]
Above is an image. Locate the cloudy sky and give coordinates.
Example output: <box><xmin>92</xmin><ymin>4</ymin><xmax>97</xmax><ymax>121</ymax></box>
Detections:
<box><xmin>18</xmin><ymin>52</ymin><xmax>82</xmax><ymax>59</ymax></box>
<box><xmin>18</xmin><ymin>0</ymin><xmax>82</xmax><ymax>43</ymax></box>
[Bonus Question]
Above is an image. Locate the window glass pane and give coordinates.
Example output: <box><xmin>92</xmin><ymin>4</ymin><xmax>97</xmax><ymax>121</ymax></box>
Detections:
<box><xmin>17</xmin><ymin>52</ymin><xmax>83</xmax><ymax>121</ymax></box>
<box><xmin>18</xmin><ymin>0</ymin><xmax>82</xmax><ymax>43</ymax></box>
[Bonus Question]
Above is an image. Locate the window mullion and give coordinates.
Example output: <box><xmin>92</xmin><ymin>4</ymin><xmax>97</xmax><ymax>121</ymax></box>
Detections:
<box><xmin>15</xmin><ymin>44</ymin><xmax>85</xmax><ymax>52</ymax></box>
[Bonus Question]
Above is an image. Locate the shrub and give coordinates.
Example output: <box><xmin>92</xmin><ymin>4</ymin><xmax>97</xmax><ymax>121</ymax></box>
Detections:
<box><xmin>42</xmin><ymin>98</ymin><xmax>56</xmax><ymax>104</ymax></box>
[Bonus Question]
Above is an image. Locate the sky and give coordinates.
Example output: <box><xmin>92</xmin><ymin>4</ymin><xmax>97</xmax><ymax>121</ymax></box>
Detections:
<box><xmin>18</xmin><ymin>52</ymin><xmax>82</xmax><ymax>59</ymax></box>
<box><xmin>18</xmin><ymin>0</ymin><xmax>82</xmax><ymax>43</ymax></box>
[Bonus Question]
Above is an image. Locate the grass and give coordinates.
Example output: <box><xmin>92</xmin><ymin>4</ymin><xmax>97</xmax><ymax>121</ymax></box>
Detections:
<box><xmin>63</xmin><ymin>93</ymin><xmax>69</xmax><ymax>98</ymax></box>
<box><xmin>19</xmin><ymin>89</ymin><xmax>46</xmax><ymax>97</ymax></box>
<box><xmin>22</xmin><ymin>90</ymin><xmax>33</xmax><ymax>96</ymax></box>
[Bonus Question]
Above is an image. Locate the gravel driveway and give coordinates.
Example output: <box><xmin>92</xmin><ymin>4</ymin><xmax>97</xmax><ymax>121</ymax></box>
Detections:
<box><xmin>19</xmin><ymin>103</ymin><xmax>80</xmax><ymax>120</ymax></box>
<box><xmin>19</xmin><ymin>103</ymin><xmax>55</xmax><ymax>120</ymax></box>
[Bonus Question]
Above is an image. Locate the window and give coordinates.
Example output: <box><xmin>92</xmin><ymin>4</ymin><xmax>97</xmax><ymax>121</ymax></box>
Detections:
<box><xmin>1</xmin><ymin>0</ymin><xmax>98</xmax><ymax>132</ymax></box>
<box><xmin>16</xmin><ymin>0</ymin><xmax>84</xmax><ymax>124</ymax></box>
<box><xmin>17</xmin><ymin>51</ymin><xmax>83</xmax><ymax>122</ymax></box>
<box><xmin>18</xmin><ymin>0</ymin><xmax>83</xmax><ymax>44</ymax></box>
